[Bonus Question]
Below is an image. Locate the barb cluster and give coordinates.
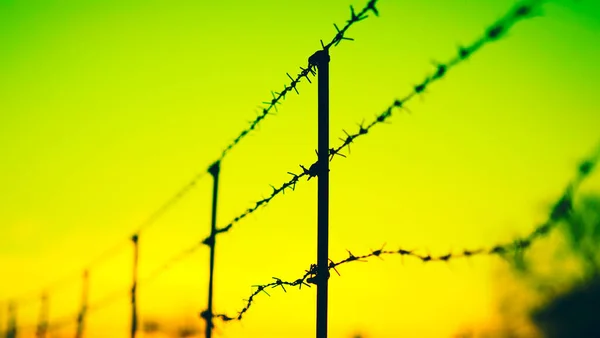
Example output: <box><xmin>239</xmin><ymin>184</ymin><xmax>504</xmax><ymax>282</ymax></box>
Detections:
<box><xmin>219</xmin><ymin>0</ymin><xmax>379</xmax><ymax>161</ymax></box>
<box><xmin>211</xmin><ymin>148</ymin><xmax>598</xmax><ymax>322</ymax></box>
<box><xmin>205</xmin><ymin>0</ymin><xmax>546</xmax><ymax>242</ymax></box>
<box><xmin>0</xmin><ymin>0</ymin><xmax>379</xmax><ymax>311</ymax></box>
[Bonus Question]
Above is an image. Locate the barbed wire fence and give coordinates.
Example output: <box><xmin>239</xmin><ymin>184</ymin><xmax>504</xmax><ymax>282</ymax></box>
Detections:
<box><xmin>1</xmin><ymin>0</ymin><xmax>380</xmax><ymax>337</ymax></box>
<box><xmin>2</xmin><ymin>0</ymin><xmax>597</xmax><ymax>337</ymax></box>
<box><xmin>210</xmin><ymin>146</ymin><xmax>599</xmax><ymax>322</ymax></box>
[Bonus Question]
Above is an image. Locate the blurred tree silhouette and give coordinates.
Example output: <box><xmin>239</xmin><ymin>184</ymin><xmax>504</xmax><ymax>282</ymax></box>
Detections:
<box><xmin>529</xmin><ymin>194</ymin><xmax>600</xmax><ymax>338</ymax></box>
<box><xmin>558</xmin><ymin>195</ymin><xmax>600</xmax><ymax>276</ymax></box>
<box><xmin>452</xmin><ymin>194</ymin><xmax>600</xmax><ymax>338</ymax></box>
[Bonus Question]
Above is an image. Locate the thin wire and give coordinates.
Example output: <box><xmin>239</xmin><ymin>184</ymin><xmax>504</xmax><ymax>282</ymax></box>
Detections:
<box><xmin>0</xmin><ymin>171</ymin><xmax>208</xmax><ymax>309</ymax></box>
<box><xmin>208</xmin><ymin>0</ymin><xmax>548</xmax><ymax>239</ymax></box>
<box><xmin>0</xmin><ymin>0</ymin><xmax>380</xmax><ymax>310</ymax></box>
<box><xmin>212</xmin><ymin>143</ymin><xmax>599</xmax><ymax>322</ymax></box>
<box><xmin>217</xmin><ymin>0</ymin><xmax>380</xmax><ymax>160</ymax></box>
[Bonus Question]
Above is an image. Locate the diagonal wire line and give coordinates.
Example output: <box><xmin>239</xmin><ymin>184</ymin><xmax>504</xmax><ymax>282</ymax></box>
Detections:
<box><xmin>218</xmin><ymin>0</ymin><xmax>380</xmax><ymax>161</ymax></box>
<box><xmin>211</xmin><ymin>145</ymin><xmax>599</xmax><ymax>322</ymax></box>
<box><xmin>134</xmin><ymin>172</ymin><xmax>209</xmax><ymax>235</ymax></box>
<box><xmin>0</xmin><ymin>0</ymin><xmax>379</xmax><ymax>310</ymax></box>
<box><xmin>24</xmin><ymin>1</ymin><xmax>553</xmax><ymax>321</ymax></box>
<box><xmin>0</xmin><ymin>172</ymin><xmax>209</xmax><ymax>310</ymax></box>
<box><xmin>28</xmin><ymin>287</ymin><xmax>131</xmax><ymax>336</ymax></box>
<box><xmin>209</xmin><ymin>0</ymin><xmax>548</xmax><ymax>239</ymax></box>
<box><xmin>10</xmin><ymin>137</ymin><xmax>597</xmax><ymax>338</ymax></box>
<box><xmin>9</xmin><ymin>240</ymin><xmax>214</xmax><ymax>335</ymax></box>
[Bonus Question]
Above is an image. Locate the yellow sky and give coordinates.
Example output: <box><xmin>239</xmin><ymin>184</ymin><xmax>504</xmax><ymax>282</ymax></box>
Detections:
<box><xmin>1</xmin><ymin>0</ymin><xmax>600</xmax><ymax>337</ymax></box>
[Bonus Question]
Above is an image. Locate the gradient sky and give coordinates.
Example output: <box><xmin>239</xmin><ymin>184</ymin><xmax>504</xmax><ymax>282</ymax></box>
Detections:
<box><xmin>1</xmin><ymin>0</ymin><xmax>600</xmax><ymax>337</ymax></box>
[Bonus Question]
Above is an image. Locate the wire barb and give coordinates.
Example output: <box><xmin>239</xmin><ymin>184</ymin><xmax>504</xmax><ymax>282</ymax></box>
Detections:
<box><xmin>202</xmin><ymin>0</ymin><xmax>552</xmax><ymax>242</ymax></box>
<box><xmin>220</xmin><ymin>0</ymin><xmax>378</xmax><ymax>161</ymax></box>
<box><xmin>212</xmin><ymin>141</ymin><xmax>598</xmax><ymax>322</ymax></box>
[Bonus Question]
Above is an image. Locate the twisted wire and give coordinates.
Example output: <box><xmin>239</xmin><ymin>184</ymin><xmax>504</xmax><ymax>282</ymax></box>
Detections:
<box><xmin>218</xmin><ymin>0</ymin><xmax>380</xmax><ymax>160</ymax></box>
<box><xmin>208</xmin><ymin>0</ymin><xmax>547</xmax><ymax>239</ymax></box>
<box><xmin>0</xmin><ymin>0</ymin><xmax>380</xmax><ymax>311</ymax></box>
<box><xmin>212</xmin><ymin>145</ymin><xmax>599</xmax><ymax>322</ymax></box>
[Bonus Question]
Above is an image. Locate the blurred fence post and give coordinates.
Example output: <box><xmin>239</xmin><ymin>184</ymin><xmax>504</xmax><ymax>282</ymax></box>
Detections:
<box><xmin>310</xmin><ymin>48</ymin><xmax>331</xmax><ymax>338</ymax></box>
<box><xmin>36</xmin><ymin>293</ymin><xmax>49</xmax><ymax>338</ymax></box>
<box><xmin>204</xmin><ymin>161</ymin><xmax>221</xmax><ymax>338</ymax></box>
<box><xmin>131</xmin><ymin>234</ymin><xmax>139</xmax><ymax>338</ymax></box>
<box><xmin>75</xmin><ymin>270</ymin><xmax>89</xmax><ymax>338</ymax></box>
<box><xmin>5</xmin><ymin>302</ymin><xmax>16</xmax><ymax>338</ymax></box>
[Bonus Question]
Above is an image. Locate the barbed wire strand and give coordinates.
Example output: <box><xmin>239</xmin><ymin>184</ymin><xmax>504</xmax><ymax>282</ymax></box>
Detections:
<box><xmin>18</xmin><ymin>0</ymin><xmax>553</xmax><ymax>324</ymax></box>
<box><xmin>14</xmin><ymin>287</ymin><xmax>132</xmax><ymax>335</ymax></box>
<box><xmin>0</xmin><ymin>0</ymin><xmax>580</xmax><ymax>333</ymax></box>
<box><xmin>218</xmin><ymin>0</ymin><xmax>380</xmax><ymax>160</ymax></box>
<box><xmin>3</xmin><ymin>238</ymin><xmax>223</xmax><ymax>335</ymax></box>
<box><xmin>0</xmin><ymin>0</ymin><xmax>379</xmax><ymax>311</ymax></box>
<box><xmin>0</xmin><ymin>171</ymin><xmax>208</xmax><ymax>309</ymax></box>
<box><xmin>0</xmin><ymin>1</ymin><xmax>593</xmax><ymax>333</ymax></box>
<box><xmin>211</xmin><ymin>145</ymin><xmax>599</xmax><ymax>322</ymax></box>
<box><xmin>206</xmin><ymin>0</ymin><xmax>548</xmax><ymax>241</ymax></box>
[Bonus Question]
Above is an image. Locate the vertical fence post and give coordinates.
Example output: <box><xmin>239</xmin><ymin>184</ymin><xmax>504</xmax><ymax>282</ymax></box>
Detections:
<box><xmin>75</xmin><ymin>270</ymin><xmax>89</xmax><ymax>338</ymax></box>
<box><xmin>204</xmin><ymin>161</ymin><xmax>220</xmax><ymax>338</ymax></box>
<box><xmin>310</xmin><ymin>48</ymin><xmax>330</xmax><ymax>338</ymax></box>
<box><xmin>36</xmin><ymin>293</ymin><xmax>49</xmax><ymax>338</ymax></box>
<box><xmin>131</xmin><ymin>234</ymin><xmax>139</xmax><ymax>338</ymax></box>
<box><xmin>5</xmin><ymin>302</ymin><xmax>16</xmax><ymax>338</ymax></box>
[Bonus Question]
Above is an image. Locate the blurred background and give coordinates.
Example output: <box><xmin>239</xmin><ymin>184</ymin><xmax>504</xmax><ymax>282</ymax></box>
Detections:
<box><xmin>1</xmin><ymin>0</ymin><xmax>599</xmax><ymax>337</ymax></box>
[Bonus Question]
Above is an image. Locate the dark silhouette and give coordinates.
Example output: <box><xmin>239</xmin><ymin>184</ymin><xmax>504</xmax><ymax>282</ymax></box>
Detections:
<box><xmin>131</xmin><ymin>235</ymin><xmax>139</xmax><ymax>338</ymax></box>
<box><xmin>218</xmin><ymin>0</ymin><xmax>377</xmax><ymax>161</ymax></box>
<box><xmin>202</xmin><ymin>0</ymin><xmax>549</xmax><ymax>248</ymax></box>
<box><xmin>0</xmin><ymin>0</ymin><xmax>380</xmax><ymax>327</ymax></box>
<box><xmin>75</xmin><ymin>270</ymin><xmax>89</xmax><ymax>338</ymax></box>
<box><xmin>469</xmin><ymin>194</ymin><xmax>600</xmax><ymax>338</ymax></box>
<box><xmin>142</xmin><ymin>319</ymin><xmax>160</xmax><ymax>334</ymax></box>
<box><xmin>0</xmin><ymin>1</ymin><xmax>578</xmax><ymax>338</ymax></box>
<box><xmin>203</xmin><ymin>161</ymin><xmax>221</xmax><ymax>338</ymax></box>
<box><xmin>312</xmin><ymin>46</ymin><xmax>331</xmax><ymax>338</ymax></box>
<box><xmin>5</xmin><ymin>302</ymin><xmax>16</xmax><ymax>338</ymax></box>
<box><xmin>177</xmin><ymin>325</ymin><xmax>198</xmax><ymax>338</ymax></box>
<box><xmin>529</xmin><ymin>194</ymin><xmax>600</xmax><ymax>338</ymax></box>
<box><xmin>532</xmin><ymin>277</ymin><xmax>600</xmax><ymax>338</ymax></box>
<box><xmin>35</xmin><ymin>293</ymin><xmax>49</xmax><ymax>338</ymax></box>
<box><xmin>141</xmin><ymin>318</ymin><xmax>200</xmax><ymax>338</ymax></box>
<box><xmin>212</xmin><ymin>148</ymin><xmax>595</xmax><ymax>323</ymax></box>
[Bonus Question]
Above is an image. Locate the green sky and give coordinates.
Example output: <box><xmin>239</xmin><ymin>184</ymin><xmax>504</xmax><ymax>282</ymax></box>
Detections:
<box><xmin>1</xmin><ymin>0</ymin><xmax>599</xmax><ymax>337</ymax></box>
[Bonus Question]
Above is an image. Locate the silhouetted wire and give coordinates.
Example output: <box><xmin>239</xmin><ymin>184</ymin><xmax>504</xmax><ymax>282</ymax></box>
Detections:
<box><xmin>134</xmin><ymin>172</ymin><xmax>209</xmax><ymax>235</ymax></box>
<box><xmin>0</xmin><ymin>0</ymin><xmax>380</xmax><ymax>312</ymax></box>
<box><xmin>206</xmin><ymin>0</ymin><xmax>547</xmax><ymax>241</ymax></box>
<box><xmin>218</xmin><ymin>0</ymin><xmax>380</xmax><ymax>161</ymax></box>
<box><xmin>18</xmin><ymin>287</ymin><xmax>130</xmax><ymax>335</ymax></box>
<box><xmin>0</xmin><ymin>0</ymin><xmax>578</xmax><ymax>332</ymax></box>
<box><xmin>211</xmin><ymin>145</ymin><xmax>599</xmax><ymax>322</ymax></box>
<box><xmin>0</xmin><ymin>239</ymin><xmax>128</xmax><ymax>312</ymax></box>
<box><xmin>10</xmin><ymin>240</ymin><xmax>211</xmax><ymax>335</ymax></box>
<box><xmin>24</xmin><ymin>282</ymin><xmax>142</xmax><ymax>334</ymax></box>
<box><xmin>0</xmin><ymin>173</ymin><xmax>206</xmax><ymax>310</ymax></box>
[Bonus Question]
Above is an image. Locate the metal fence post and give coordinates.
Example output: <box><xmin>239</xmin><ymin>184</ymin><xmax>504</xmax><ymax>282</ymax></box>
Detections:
<box><xmin>310</xmin><ymin>48</ymin><xmax>330</xmax><ymax>338</ymax></box>
<box><xmin>75</xmin><ymin>270</ymin><xmax>89</xmax><ymax>338</ymax></box>
<box><xmin>131</xmin><ymin>234</ymin><xmax>139</xmax><ymax>338</ymax></box>
<box><xmin>36</xmin><ymin>293</ymin><xmax>49</xmax><ymax>338</ymax></box>
<box><xmin>204</xmin><ymin>161</ymin><xmax>221</xmax><ymax>338</ymax></box>
<box><xmin>5</xmin><ymin>302</ymin><xmax>16</xmax><ymax>338</ymax></box>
